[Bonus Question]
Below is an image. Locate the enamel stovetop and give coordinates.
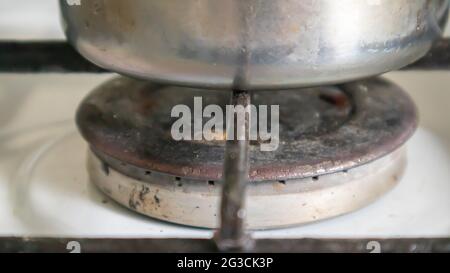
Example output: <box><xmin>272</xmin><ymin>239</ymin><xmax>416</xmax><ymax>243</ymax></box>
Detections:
<box><xmin>0</xmin><ymin>72</ymin><xmax>449</xmax><ymax>239</ymax></box>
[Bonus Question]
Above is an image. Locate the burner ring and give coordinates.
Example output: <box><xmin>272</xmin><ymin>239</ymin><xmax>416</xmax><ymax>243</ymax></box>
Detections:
<box><xmin>77</xmin><ymin>76</ymin><xmax>417</xmax><ymax>182</ymax></box>
<box><xmin>88</xmin><ymin>147</ymin><xmax>406</xmax><ymax>229</ymax></box>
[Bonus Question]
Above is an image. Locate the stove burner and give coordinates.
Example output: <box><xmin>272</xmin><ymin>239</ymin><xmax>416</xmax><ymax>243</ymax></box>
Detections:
<box><xmin>77</xmin><ymin>76</ymin><xmax>417</xmax><ymax>229</ymax></box>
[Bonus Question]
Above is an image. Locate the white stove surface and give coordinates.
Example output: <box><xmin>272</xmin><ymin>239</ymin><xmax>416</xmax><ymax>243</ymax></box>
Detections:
<box><xmin>0</xmin><ymin>73</ymin><xmax>449</xmax><ymax>239</ymax></box>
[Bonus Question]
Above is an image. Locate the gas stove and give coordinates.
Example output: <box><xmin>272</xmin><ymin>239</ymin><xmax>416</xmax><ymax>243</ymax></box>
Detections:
<box><xmin>80</xmin><ymin>75</ymin><xmax>416</xmax><ymax>231</ymax></box>
<box><xmin>0</xmin><ymin>72</ymin><xmax>449</xmax><ymax>252</ymax></box>
<box><xmin>0</xmin><ymin>0</ymin><xmax>449</xmax><ymax>253</ymax></box>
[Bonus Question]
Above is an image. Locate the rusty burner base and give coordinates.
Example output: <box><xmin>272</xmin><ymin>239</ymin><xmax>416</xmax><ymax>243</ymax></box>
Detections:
<box><xmin>77</xmin><ymin>76</ymin><xmax>417</xmax><ymax>229</ymax></box>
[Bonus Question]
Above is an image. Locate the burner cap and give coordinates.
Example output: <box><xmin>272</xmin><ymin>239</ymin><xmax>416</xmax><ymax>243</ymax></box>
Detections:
<box><xmin>77</xmin><ymin>77</ymin><xmax>417</xmax><ymax>182</ymax></box>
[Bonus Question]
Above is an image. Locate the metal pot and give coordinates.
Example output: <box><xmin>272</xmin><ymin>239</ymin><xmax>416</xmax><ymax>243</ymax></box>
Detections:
<box><xmin>60</xmin><ymin>0</ymin><xmax>448</xmax><ymax>90</ymax></box>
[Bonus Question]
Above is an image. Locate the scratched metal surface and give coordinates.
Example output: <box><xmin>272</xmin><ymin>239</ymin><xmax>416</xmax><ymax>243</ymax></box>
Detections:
<box><xmin>77</xmin><ymin>77</ymin><xmax>417</xmax><ymax>182</ymax></box>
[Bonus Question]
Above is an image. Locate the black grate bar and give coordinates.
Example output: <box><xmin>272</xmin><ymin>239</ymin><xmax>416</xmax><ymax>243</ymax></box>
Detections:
<box><xmin>0</xmin><ymin>237</ymin><xmax>449</xmax><ymax>253</ymax></box>
<box><xmin>0</xmin><ymin>41</ymin><xmax>106</xmax><ymax>73</ymax></box>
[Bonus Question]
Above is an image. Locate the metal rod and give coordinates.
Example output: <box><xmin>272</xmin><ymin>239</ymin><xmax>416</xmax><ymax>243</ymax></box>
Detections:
<box><xmin>214</xmin><ymin>90</ymin><xmax>253</xmax><ymax>252</ymax></box>
<box><xmin>0</xmin><ymin>39</ymin><xmax>450</xmax><ymax>73</ymax></box>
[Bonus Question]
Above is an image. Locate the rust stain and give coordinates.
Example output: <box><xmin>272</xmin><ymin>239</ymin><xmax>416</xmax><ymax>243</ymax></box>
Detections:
<box><xmin>128</xmin><ymin>186</ymin><xmax>140</xmax><ymax>210</ymax></box>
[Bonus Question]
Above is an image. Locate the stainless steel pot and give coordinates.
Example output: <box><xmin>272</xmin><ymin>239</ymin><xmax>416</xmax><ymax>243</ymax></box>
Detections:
<box><xmin>60</xmin><ymin>0</ymin><xmax>448</xmax><ymax>90</ymax></box>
